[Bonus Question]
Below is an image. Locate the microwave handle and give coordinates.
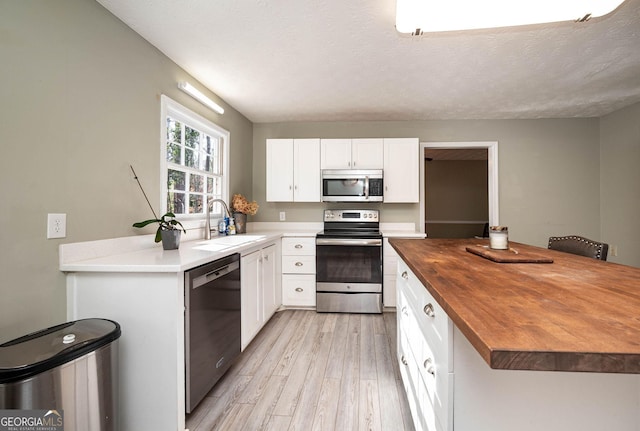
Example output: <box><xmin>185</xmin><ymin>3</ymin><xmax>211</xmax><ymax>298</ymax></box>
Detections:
<box><xmin>364</xmin><ymin>176</ymin><xmax>369</xmax><ymax>199</ymax></box>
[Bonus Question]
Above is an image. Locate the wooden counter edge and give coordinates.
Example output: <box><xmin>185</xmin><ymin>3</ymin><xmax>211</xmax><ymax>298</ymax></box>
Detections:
<box><xmin>389</xmin><ymin>238</ymin><xmax>640</xmax><ymax>374</ymax></box>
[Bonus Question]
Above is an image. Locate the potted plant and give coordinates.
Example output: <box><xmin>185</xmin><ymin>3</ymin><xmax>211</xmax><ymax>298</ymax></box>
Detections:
<box><xmin>130</xmin><ymin>165</ymin><xmax>186</xmax><ymax>250</ymax></box>
<box><xmin>231</xmin><ymin>194</ymin><xmax>259</xmax><ymax>234</ymax></box>
<box><xmin>133</xmin><ymin>212</ymin><xmax>186</xmax><ymax>250</ymax></box>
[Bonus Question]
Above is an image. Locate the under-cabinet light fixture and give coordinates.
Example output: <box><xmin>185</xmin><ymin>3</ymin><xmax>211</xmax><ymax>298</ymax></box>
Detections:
<box><xmin>178</xmin><ymin>81</ymin><xmax>224</xmax><ymax>115</ymax></box>
<box><xmin>396</xmin><ymin>0</ymin><xmax>627</xmax><ymax>34</ymax></box>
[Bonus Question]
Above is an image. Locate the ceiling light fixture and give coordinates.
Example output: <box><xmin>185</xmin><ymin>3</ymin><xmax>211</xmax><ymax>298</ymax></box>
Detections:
<box><xmin>395</xmin><ymin>0</ymin><xmax>627</xmax><ymax>35</ymax></box>
<box><xmin>178</xmin><ymin>81</ymin><xmax>224</xmax><ymax>115</ymax></box>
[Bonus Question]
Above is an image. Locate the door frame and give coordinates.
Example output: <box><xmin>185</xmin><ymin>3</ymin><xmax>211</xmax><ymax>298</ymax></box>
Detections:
<box><xmin>419</xmin><ymin>141</ymin><xmax>499</xmax><ymax>234</ymax></box>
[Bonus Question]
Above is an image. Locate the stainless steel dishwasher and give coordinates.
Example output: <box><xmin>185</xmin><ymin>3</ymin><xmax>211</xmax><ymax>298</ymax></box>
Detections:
<box><xmin>185</xmin><ymin>253</ymin><xmax>241</xmax><ymax>413</ymax></box>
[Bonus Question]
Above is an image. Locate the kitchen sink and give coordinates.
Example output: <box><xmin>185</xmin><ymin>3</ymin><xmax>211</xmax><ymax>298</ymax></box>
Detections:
<box><xmin>192</xmin><ymin>235</ymin><xmax>265</xmax><ymax>251</ymax></box>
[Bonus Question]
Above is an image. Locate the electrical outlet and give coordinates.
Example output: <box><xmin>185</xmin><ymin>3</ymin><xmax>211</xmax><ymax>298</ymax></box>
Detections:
<box><xmin>279</xmin><ymin>211</ymin><xmax>286</xmax><ymax>221</ymax></box>
<box><xmin>610</xmin><ymin>245</ymin><xmax>618</xmax><ymax>257</ymax></box>
<box><xmin>47</xmin><ymin>213</ymin><xmax>67</xmax><ymax>239</ymax></box>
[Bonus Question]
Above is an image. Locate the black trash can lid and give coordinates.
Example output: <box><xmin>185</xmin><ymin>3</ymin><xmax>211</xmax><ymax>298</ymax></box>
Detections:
<box><xmin>0</xmin><ymin>318</ymin><xmax>121</xmax><ymax>384</ymax></box>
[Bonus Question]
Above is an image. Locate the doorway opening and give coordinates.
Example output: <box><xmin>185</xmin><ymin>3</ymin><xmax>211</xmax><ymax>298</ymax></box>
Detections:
<box><xmin>419</xmin><ymin>142</ymin><xmax>499</xmax><ymax>237</ymax></box>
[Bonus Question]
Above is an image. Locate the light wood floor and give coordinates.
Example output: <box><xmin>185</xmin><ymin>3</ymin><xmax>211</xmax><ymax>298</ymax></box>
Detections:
<box><xmin>186</xmin><ymin>309</ymin><xmax>416</xmax><ymax>431</ymax></box>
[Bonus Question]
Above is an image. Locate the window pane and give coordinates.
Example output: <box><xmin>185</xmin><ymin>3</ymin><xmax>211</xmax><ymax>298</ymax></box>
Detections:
<box><xmin>211</xmin><ymin>142</ymin><xmax>221</xmax><ymax>175</ymax></box>
<box><xmin>167</xmin><ymin>192</ymin><xmax>186</xmax><ymax>214</ymax></box>
<box><xmin>185</xmin><ymin>148</ymin><xmax>199</xmax><ymax>169</ymax></box>
<box><xmin>212</xmin><ymin>176</ymin><xmax>222</xmax><ymax>196</ymax></box>
<box><xmin>190</xmin><ymin>174</ymin><xmax>204</xmax><ymax>193</ymax></box>
<box><xmin>204</xmin><ymin>136</ymin><xmax>213</xmax><ymax>155</ymax></box>
<box><xmin>185</xmin><ymin>126</ymin><xmax>199</xmax><ymax>149</ymax></box>
<box><xmin>167</xmin><ymin>119</ymin><xmax>181</xmax><ymax>144</ymax></box>
<box><xmin>207</xmin><ymin>177</ymin><xmax>214</xmax><ymax>194</ymax></box>
<box><xmin>167</xmin><ymin>143</ymin><xmax>181</xmax><ymax>164</ymax></box>
<box><xmin>189</xmin><ymin>194</ymin><xmax>203</xmax><ymax>214</ymax></box>
<box><xmin>168</xmin><ymin>169</ymin><xmax>185</xmax><ymax>191</ymax></box>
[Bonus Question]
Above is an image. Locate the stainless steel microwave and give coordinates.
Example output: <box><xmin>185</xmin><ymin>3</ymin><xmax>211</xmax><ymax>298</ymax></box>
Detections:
<box><xmin>321</xmin><ymin>169</ymin><xmax>383</xmax><ymax>202</ymax></box>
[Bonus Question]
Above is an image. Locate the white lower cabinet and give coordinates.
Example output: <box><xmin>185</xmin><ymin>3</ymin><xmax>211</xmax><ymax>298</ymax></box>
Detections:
<box><xmin>241</xmin><ymin>243</ymin><xmax>278</xmax><ymax>350</ymax></box>
<box><xmin>281</xmin><ymin>237</ymin><xmax>316</xmax><ymax>307</ymax></box>
<box><xmin>396</xmin><ymin>257</ymin><xmax>640</xmax><ymax>431</ymax></box>
<box><xmin>397</xmin><ymin>261</ymin><xmax>453</xmax><ymax>431</ymax></box>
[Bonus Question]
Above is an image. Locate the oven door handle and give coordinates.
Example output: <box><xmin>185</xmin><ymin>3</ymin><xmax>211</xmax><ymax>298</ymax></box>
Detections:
<box><xmin>316</xmin><ymin>238</ymin><xmax>382</xmax><ymax>246</ymax></box>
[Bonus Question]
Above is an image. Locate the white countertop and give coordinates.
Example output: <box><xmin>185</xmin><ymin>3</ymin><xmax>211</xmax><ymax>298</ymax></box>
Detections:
<box><xmin>59</xmin><ymin>231</ymin><xmax>283</xmax><ymax>273</ymax></box>
<box><xmin>59</xmin><ymin>221</ymin><xmax>424</xmax><ymax>273</ymax></box>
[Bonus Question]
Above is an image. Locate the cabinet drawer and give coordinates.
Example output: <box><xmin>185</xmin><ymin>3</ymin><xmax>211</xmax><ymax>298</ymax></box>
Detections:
<box><xmin>282</xmin><ymin>237</ymin><xmax>316</xmax><ymax>255</ymax></box>
<box><xmin>282</xmin><ymin>255</ymin><xmax>316</xmax><ymax>274</ymax></box>
<box><xmin>399</xmin><ymin>284</ymin><xmax>453</xmax><ymax>431</ymax></box>
<box><xmin>397</xmin><ymin>260</ymin><xmax>452</xmax><ymax>372</ymax></box>
<box><xmin>282</xmin><ymin>274</ymin><xmax>316</xmax><ymax>306</ymax></box>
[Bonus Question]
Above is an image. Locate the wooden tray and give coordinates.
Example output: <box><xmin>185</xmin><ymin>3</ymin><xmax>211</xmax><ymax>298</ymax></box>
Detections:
<box><xmin>465</xmin><ymin>245</ymin><xmax>554</xmax><ymax>263</ymax></box>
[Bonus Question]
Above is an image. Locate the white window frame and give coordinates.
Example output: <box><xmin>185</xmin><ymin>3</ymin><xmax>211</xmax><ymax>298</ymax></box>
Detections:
<box><xmin>160</xmin><ymin>95</ymin><xmax>230</xmax><ymax>228</ymax></box>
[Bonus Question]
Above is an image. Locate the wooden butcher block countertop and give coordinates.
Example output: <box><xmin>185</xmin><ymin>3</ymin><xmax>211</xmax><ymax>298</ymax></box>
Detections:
<box><xmin>389</xmin><ymin>238</ymin><xmax>640</xmax><ymax>373</ymax></box>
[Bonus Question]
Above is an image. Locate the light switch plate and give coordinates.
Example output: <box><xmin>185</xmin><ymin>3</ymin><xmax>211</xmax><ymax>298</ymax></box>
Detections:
<box><xmin>47</xmin><ymin>213</ymin><xmax>67</xmax><ymax>239</ymax></box>
<box><xmin>279</xmin><ymin>211</ymin><xmax>286</xmax><ymax>221</ymax></box>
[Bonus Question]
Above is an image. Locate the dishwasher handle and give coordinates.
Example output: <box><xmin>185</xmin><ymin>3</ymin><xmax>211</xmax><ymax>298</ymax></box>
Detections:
<box><xmin>192</xmin><ymin>261</ymin><xmax>240</xmax><ymax>289</ymax></box>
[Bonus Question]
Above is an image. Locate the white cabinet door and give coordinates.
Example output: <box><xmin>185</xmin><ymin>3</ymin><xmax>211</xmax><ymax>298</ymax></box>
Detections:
<box><xmin>262</xmin><ymin>244</ymin><xmax>277</xmax><ymax>320</ymax></box>
<box><xmin>267</xmin><ymin>138</ymin><xmax>320</xmax><ymax>202</ymax></box>
<box><xmin>293</xmin><ymin>139</ymin><xmax>320</xmax><ymax>201</ymax></box>
<box><xmin>266</xmin><ymin>139</ymin><xmax>294</xmax><ymax>202</ymax></box>
<box><xmin>321</xmin><ymin>138</ymin><xmax>352</xmax><ymax>169</ymax></box>
<box><xmin>384</xmin><ymin>138</ymin><xmax>419</xmax><ymax>203</ymax></box>
<box><xmin>241</xmin><ymin>249</ymin><xmax>262</xmax><ymax>350</ymax></box>
<box><xmin>352</xmin><ymin>138</ymin><xmax>383</xmax><ymax>169</ymax></box>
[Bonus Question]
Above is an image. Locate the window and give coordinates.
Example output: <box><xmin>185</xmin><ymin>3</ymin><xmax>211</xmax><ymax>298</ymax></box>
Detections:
<box><xmin>161</xmin><ymin>95</ymin><xmax>229</xmax><ymax>220</ymax></box>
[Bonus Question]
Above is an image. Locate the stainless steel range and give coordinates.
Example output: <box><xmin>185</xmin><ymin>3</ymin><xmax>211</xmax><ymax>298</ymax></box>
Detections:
<box><xmin>316</xmin><ymin>209</ymin><xmax>383</xmax><ymax>313</ymax></box>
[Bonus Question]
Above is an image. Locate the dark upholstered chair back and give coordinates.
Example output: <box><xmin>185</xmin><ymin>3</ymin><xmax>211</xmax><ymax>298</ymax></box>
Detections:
<box><xmin>548</xmin><ymin>235</ymin><xmax>609</xmax><ymax>261</ymax></box>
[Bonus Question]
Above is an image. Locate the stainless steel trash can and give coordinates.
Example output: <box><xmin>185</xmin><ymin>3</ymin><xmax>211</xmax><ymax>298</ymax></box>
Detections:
<box><xmin>0</xmin><ymin>319</ymin><xmax>121</xmax><ymax>431</ymax></box>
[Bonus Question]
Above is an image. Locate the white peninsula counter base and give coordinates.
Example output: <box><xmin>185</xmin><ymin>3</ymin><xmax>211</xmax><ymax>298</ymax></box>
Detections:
<box><xmin>62</xmin><ymin>232</ymin><xmax>283</xmax><ymax>431</ymax></box>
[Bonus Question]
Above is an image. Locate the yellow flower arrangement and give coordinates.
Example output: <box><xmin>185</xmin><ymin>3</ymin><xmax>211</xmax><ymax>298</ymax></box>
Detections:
<box><xmin>231</xmin><ymin>194</ymin><xmax>259</xmax><ymax>216</ymax></box>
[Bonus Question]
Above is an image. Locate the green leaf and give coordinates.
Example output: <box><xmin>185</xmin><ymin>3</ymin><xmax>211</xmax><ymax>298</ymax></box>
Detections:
<box><xmin>133</xmin><ymin>219</ymin><xmax>160</xmax><ymax>228</ymax></box>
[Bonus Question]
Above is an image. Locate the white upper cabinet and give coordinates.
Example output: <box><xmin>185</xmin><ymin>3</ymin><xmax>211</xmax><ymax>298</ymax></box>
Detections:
<box><xmin>383</xmin><ymin>138</ymin><xmax>419</xmax><ymax>203</ymax></box>
<box><xmin>266</xmin><ymin>138</ymin><xmax>320</xmax><ymax>202</ymax></box>
<box><xmin>320</xmin><ymin>138</ymin><xmax>352</xmax><ymax>169</ymax></box>
<box><xmin>352</xmin><ymin>138</ymin><xmax>384</xmax><ymax>169</ymax></box>
<box><xmin>321</xmin><ymin>138</ymin><xmax>383</xmax><ymax>169</ymax></box>
<box><xmin>293</xmin><ymin>139</ymin><xmax>321</xmax><ymax>201</ymax></box>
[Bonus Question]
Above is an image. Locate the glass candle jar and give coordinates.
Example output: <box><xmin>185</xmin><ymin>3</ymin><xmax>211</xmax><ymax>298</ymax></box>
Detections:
<box><xmin>489</xmin><ymin>226</ymin><xmax>509</xmax><ymax>250</ymax></box>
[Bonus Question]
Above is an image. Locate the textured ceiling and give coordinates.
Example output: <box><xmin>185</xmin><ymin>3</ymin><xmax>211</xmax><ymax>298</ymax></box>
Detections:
<box><xmin>96</xmin><ymin>0</ymin><xmax>640</xmax><ymax>122</ymax></box>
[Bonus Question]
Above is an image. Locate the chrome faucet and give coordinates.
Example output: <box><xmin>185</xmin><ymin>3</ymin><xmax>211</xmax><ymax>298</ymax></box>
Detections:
<box><xmin>204</xmin><ymin>198</ymin><xmax>231</xmax><ymax>240</ymax></box>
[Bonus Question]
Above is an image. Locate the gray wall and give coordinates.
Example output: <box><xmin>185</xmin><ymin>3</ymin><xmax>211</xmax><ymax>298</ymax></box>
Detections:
<box><xmin>600</xmin><ymin>102</ymin><xmax>640</xmax><ymax>266</ymax></box>
<box><xmin>253</xmin><ymin>119</ymin><xmax>601</xmax><ymax>248</ymax></box>
<box><xmin>0</xmin><ymin>0</ymin><xmax>254</xmax><ymax>342</ymax></box>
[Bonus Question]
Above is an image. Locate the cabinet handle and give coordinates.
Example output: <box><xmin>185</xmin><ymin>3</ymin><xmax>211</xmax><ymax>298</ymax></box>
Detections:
<box><xmin>295</xmin><ymin>262</ymin><xmax>303</xmax><ymax>267</ymax></box>
<box><xmin>424</xmin><ymin>358</ymin><xmax>435</xmax><ymax>376</ymax></box>
<box><xmin>289</xmin><ymin>185</ymin><xmax>292</xmax><ymax>190</ymax></box>
<box><xmin>294</xmin><ymin>244</ymin><xmax>303</xmax><ymax>249</ymax></box>
<box><xmin>294</xmin><ymin>185</ymin><xmax>298</xmax><ymax>190</ymax></box>
<box><xmin>295</xmin><ymin>287</ymin><xmax>303</xmax><ymax>292</ymax></box>
<box><xmin>401</xmin><ymin>271</ymin><xmax>408</xmax><ymax>280</ymax></box>
<box><xmin>264</xmin><ymin>255</ymin><xmax>269</xmax><ymax>262</ymax></box>
<box><xmin>401</xmin><ymin>355</ymin><xmax>408</xmax><ymax>366</ymax></box>
<box><xmin>423</xmin><ymin>303</ymin><xmax>435</xmax><ymax>318</ymax></box>
<box><xmin>401</xmin><ymin>306</ymin><xmax>409</xmax><ymax>316</ymax></box>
